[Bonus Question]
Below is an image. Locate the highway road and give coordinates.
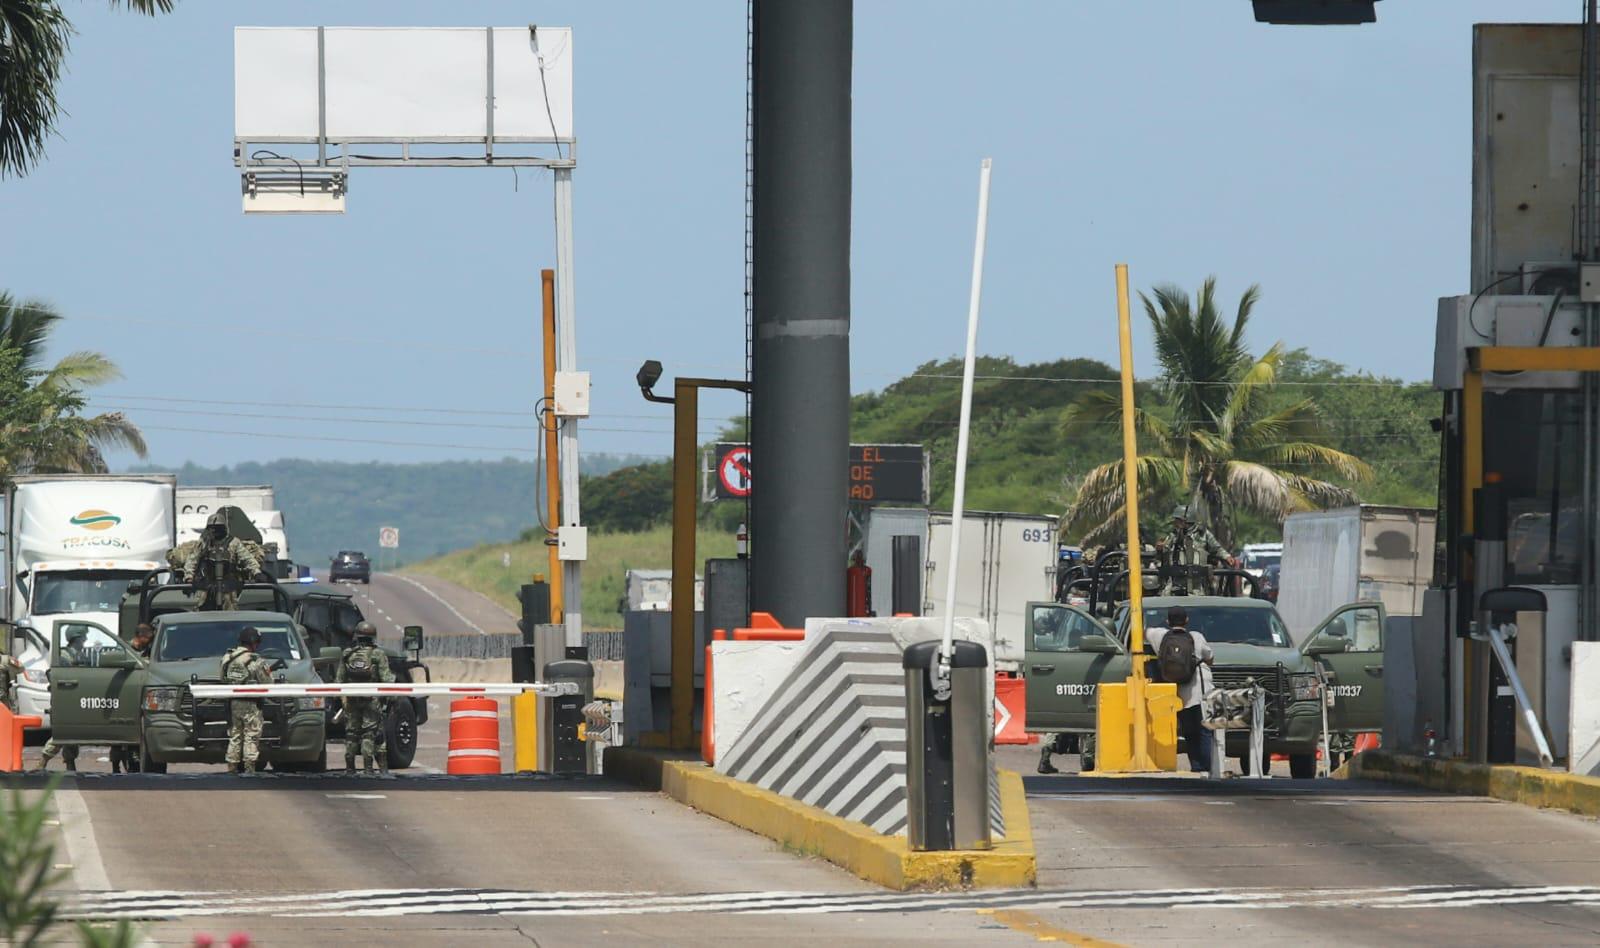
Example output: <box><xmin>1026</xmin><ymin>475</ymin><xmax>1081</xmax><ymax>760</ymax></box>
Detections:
<box><xmin>11</xmin><ymin>572</ymin><xmax>1600</xmax><ymax>945</ymax></box>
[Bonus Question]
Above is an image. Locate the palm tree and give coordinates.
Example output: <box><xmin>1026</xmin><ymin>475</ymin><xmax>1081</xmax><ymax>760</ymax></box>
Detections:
<box><xmin>1062</xmin><ymin>277</ymin><xmax>1371</xmax><ymax>549</ymax></box>
<box><xmin>0</xmin><ymin>0</ymin><xmax>176</xmax><ymax>177</ymax></box>
<box><xmin>0</xmin><ymin>291</ymin><xmax>145</xmax><ymax>474</ymax></box>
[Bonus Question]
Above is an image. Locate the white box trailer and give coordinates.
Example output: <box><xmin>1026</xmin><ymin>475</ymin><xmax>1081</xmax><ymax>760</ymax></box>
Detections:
<box><xmin>175</xmin><ymin>485</ymin><xmax>276</xmax><ymax>516</ymax></box>
<box><xmin>923</xmin><ymin>511</ymin><xmax>1057</xmax><ymax>672</ymax></box>
<box><xmin>4</xmin><ymin>474</ymin><xmax>177</xmax><ymax>729</ymax></box>
<box><xmin>1278</xmin><ymin>505</ymin><xmax>1435</xmax><ymax>641</ymax></box>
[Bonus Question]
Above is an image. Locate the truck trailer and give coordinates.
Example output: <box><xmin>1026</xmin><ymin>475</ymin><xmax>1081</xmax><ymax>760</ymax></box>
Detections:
<box><xmin>4</xmin><ymin>474</ymin><xmax>177</xmax><ymax>729</ymax></box>
<box><xmin>1277</xmin><ymin>505</ymin><xmax>1435</xmax><ymax>642</ymax></box>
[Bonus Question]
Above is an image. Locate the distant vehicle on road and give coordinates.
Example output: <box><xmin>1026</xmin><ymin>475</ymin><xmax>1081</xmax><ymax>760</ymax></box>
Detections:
<box><xmin>330</xmin><ymin>550</ymin><xmax>372</xmax><ymax>584</ymax></box>
<box><xmin>1239</xmin><ymin>542</ymin><xmax>1283</xmax><ymax>577</ymax></box>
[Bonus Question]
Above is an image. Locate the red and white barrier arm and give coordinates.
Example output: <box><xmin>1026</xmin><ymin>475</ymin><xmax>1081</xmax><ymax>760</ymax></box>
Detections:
<box><xmin>185</xmin><ymin>682</ymin><xmax>581</xmax><ymax>699</ymax></box>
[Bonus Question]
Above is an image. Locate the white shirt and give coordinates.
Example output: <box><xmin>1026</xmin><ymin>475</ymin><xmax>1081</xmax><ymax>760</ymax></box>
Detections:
<box><xmin>1145</xmin><ymin>626</ymin><xmax>1214</xmax><ymax>709</ymax></box>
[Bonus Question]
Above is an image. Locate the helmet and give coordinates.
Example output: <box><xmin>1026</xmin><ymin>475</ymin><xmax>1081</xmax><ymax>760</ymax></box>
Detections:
<box><xmin>1170</xmin><ymin>504</ymin><xmax>1192</xmax><ymax>522</ymax></box>
<box><xmin>238</xmin><ymin>626</ymin><xmax>262</xmax><ymax>648</ymax></box>
<box><xmin>354</xmin><ymin>621</ymin><xmax>377</xmax><ymax>641</ymax></box>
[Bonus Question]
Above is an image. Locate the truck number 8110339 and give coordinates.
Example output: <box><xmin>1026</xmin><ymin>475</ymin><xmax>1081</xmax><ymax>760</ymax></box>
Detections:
<box><xmin>79</xmin><ymin>697</ymin><xmax>118</xmax><ymax>710</ymax></box>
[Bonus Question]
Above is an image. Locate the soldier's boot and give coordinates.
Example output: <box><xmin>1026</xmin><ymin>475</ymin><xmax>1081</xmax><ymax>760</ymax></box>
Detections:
<box><xmin>377</xmin><ymin>749</ymin><xmax>389</xmax><ymax>777</ymax></box>
<box><xmin>362</xmin><ymin>755</ymin><xmax>375</xmax><ymax>774</ymax></box>
<box><xmin>241</xmin><ymin>761</ymin><xmax>256</xmax><ymax>775</ymax></box>
<box><xmin>345</xmin><ymin>754</ymin><xmax>357</xmax><ymax>774</ymax></box>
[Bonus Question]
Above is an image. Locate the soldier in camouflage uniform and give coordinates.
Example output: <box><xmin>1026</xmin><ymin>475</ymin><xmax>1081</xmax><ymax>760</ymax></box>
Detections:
<box><xmin>184</xmin><ymin>511</ymin><xmax>263</xmax><ymax>611</ymax></box>
<box><xmin>337</xmin><ymin>622</ymin><xmax>395</xmax><ymax>774</ymax></box>
<box><xmin>167</xmin><ymin>539</ymin><xmax>199</xmax><ymax>580</ymax></box>
<box><xmin>221</xmin><ymin>626</ymin><xmax>272</xmax><ymax>774</ymax></box>
<box><xmin>1156</xmin><ymin>504</ymin><xmax>1231</xmax><ymax>595</ymax></box>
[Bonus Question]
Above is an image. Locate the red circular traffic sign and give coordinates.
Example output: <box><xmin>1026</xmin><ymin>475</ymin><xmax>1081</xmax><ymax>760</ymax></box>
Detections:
<box><xmin>718</xmin><ymin>447</ymin><xmax>752</xmax><ymax>497</ymax></box>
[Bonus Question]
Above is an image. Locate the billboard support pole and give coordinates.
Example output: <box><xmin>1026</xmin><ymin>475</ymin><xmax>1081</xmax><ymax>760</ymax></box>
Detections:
<box><xmin>554</xmin><ymin>167</ymin><xmax>582</xmax><ymax>651</ymax></box>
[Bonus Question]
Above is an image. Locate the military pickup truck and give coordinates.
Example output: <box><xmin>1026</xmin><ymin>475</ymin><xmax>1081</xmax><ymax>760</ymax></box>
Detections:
<box><xmin>46</xmin><ymin>608</ymin><xmax>329</xmax><ymax>773</ymax></box>
<box><xmin>122</xmin><ymin>576</ymin><xmax>430</xmax><ymax>769</ymax></box>
<box><xmin>1024</xmin><ymin>594</ymin><xmax>1385</xmax><ymax>778</ymax></box>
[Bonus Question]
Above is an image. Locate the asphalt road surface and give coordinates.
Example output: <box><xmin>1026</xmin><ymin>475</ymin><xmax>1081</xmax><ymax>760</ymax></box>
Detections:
<box><xmin>13</xmin><ymin>573</ymin><xmax>1600</xmax><ymax>945</ymax></box>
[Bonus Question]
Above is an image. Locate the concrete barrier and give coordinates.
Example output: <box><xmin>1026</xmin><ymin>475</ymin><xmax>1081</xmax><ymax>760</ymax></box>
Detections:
<box><xmin>604</xmin><ymin>746</ymin><xmax>1035</xmax><ymax>891</ymax></box>
<box><xmin>1347</xmin><ymin>750</ymin><xmax>1600</xmax><ymax>818</ymax></box>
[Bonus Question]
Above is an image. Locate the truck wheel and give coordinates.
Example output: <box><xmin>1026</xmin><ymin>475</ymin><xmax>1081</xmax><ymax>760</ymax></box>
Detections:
<box><xmin>385</xmin><ymin>700</ymin><xmax>418</xmax><ymax>769</ymax></box>
<box><xmin>1289</xmin><ymin>753</ymin><xmax>1317</xmax><ymax>779</ymax></box>
<box><xmin>139</xmin><ymin>740</ymin><xmax>167</xmax><ymax>775</ymax></box>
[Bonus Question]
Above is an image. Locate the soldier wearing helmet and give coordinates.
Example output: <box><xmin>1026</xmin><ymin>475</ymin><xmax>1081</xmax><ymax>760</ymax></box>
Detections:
<box><xmin>184</xmin><ymin>510</ymin><xmax>263</xmax><ymax>611</ymax></box>
<box><xmin>1156</xmin><ymin>504</ymin><xmax>1230</xmax><ymax>595</ymax></box>
<box><xmin>336</xmin><ymin>621</ymin><xmax>396</xmax><ymax>774</ymax></box>
<box><xmin>220</xmin><ymin>626</ymin><xmax>272</xmax><ymax>774</ymax></box>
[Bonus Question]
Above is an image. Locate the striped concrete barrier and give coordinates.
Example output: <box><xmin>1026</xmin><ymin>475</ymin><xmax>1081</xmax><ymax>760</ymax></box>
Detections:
<box><xmin>715</xmin><ymin>616</ymin><xmax>1003</xmax><ymax>839</ymax></box>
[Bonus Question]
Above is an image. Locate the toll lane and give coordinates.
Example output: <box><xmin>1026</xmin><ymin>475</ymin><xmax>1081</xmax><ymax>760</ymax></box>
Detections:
<box><xmin>1012</xmin><ymin>749</ymin><xmax>1600</xmax><ymax>946</ymax></box>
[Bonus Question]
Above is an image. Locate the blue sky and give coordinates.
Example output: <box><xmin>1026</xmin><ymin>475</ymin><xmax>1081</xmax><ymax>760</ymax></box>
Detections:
<box><xmin>0</xmin><ymin>0</ymin><xmax>1580</xmax><ymax>467</ymax></box>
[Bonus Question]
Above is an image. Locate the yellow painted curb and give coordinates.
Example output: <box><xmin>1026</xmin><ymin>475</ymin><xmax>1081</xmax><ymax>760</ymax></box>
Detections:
<box><xmin>605</xmin><ymin>747</ymin><xmax>1036</xmax><ymax>890</ymax></box>
<box><xmin>1346</xmin><ymin>750</ymin><xmax>1600</xmax><ymax>818</ymax></box>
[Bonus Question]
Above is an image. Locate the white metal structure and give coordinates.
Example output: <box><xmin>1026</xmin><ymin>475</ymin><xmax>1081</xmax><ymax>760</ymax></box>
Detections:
<box><xmin>232</xmin><ymin>26</ymin><xmax>586</xmax><ymax>648</ymax></box>
<box><xmin>938</xmin><ymin>158</ymin><xmax>993</xmax><ymax>687</ymax></box>
<box><xmin>176</xmin><ymin>485</ymin><xmax>276</xmax><ymax>516</ymax></box>
<box><xmin>188</xmin><ymin>681</ymin><xmax>579</xmax><ymax>699</ymax></box>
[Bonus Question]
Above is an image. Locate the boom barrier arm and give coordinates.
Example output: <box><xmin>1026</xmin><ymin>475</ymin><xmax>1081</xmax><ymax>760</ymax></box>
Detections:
<box><xmin>186</xmin><ymin>682</ymin><xmax>581</xmax><ymax>699</ymax></box>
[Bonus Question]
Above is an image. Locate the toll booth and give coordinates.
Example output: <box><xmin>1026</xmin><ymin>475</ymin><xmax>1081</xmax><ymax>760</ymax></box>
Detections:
<box><xmin>1421</xmin><ymin>24</ymin><xmax>1600</xmax><ymax>769</ymax></box>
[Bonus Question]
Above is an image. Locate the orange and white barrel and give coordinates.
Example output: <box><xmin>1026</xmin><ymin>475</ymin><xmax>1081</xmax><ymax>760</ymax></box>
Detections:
<box><xmin>446</xmin><ymin>696</ymin><xmax>501</xmax><ymax>775</ymax></box>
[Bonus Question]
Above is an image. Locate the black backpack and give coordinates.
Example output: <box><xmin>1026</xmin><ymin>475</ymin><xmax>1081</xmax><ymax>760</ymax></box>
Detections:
<box><xmin>1157</xmin><ymin>628</ymin><xmax>1197</xmax><ymax>685</ymax></box>
<box><xmin>343</xmin><ymin>647</ymin><xmax>376</xmax><ymax>682</ymax></box>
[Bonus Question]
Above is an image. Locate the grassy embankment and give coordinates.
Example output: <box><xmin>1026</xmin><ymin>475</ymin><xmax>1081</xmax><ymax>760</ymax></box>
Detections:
<box><xmin>405</xmin><ymin>525</ymin><xmax>736</xmax><ymax>631</ymax></box>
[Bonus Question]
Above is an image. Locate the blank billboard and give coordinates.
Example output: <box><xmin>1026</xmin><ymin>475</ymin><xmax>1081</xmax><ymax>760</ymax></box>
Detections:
<box><xmin>235</xmin><ymin>27</ymin><xmax>574</xmax><ymax>142</ymax></box>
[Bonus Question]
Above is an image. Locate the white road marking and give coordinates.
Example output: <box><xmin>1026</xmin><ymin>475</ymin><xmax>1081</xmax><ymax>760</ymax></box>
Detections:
<box><xmin>385</xmin><ymin>573</ymin><xmax>488</xmax><ymax>635</ymax></box>
<box><xmin>324</xmin><ymin>793</ymin><xmax>387</xmax><ymax>800</ymax></box>
<box><xmin>574</xmin><ymin>795</ymin><xmax>613</xmax><ymax>801</ymax></box>
<box><xmin>53</xmin><ymin>784</ymin><xmax>111</xmax><ymax>890</ymax></box>
<box><xmin>57</xmin><ymin>883</ymin><xmax>1600</xmax><ymax>921</ymax></box>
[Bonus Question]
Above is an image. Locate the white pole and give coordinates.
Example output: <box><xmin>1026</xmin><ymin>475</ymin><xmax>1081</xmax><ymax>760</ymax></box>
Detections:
<box><xmin>940</xmin><ymin>158</ymin><xmax>993</xmax><ymax>671</ymax></box>
<box><xmin>553</xmin><ymin>166</ymin><xmax>583</xmax><ymax>650</ymax></box>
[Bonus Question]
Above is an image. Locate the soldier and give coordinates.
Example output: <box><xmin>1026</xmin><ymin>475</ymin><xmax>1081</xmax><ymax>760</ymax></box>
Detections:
<box><xmin>1157</xmin><ymin>504</ymin><xmax>1231</xmax><ymax>595</ymax></box>
<box><xmin>110</xmin><ymin>623</ymin><xmax>157</xmax><ymax>774</ymax></box>
<box><xmin>167</xmin><ymin>539</ymin><xmax>199</xmax><ymax>580</ymax></box>
<box><xmin>337</xmin><ymin>621</ymin><xmax>395</xmax><ymax>775</ymax></box>
<box><xmin>220</xmin><ymin>626</ymin><xmax>272</xmax><ymax>775</ymax></box>
<box><xmin>184</xmin><ymin>511</ymin><xmax>262</xmax><ymax>611</ymax></box>
<box><xmin>35</xmin><ymin>629</ymin><xmax>90</xmax><ymax>772</ymax></box>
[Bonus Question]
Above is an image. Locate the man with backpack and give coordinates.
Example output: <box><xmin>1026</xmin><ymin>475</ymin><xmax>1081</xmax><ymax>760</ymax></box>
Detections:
<box><xmin>1147</xmin><ymin>606</ymin><xmax>1215</xmax><ymax>773</ymax></box>
<box><xmin>221</xmin><ymin>627</ymin><xmax>273</xmax><ymax>774</ymax></box>
<box><xmin>337</xmin><ymin>621</ymin><xmax>395</xmax><ymax>774</ymax></box>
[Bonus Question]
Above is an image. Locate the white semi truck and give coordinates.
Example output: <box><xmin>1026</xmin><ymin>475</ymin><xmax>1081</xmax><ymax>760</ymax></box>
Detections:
<box><xmin>1278</xmin><ymin>505</ymin><xmax>1436</xmax><ymax>642</ymax></box>
<box><xmin>5</xmin><ymin>474</ymin><xmax>177</xmax><ymax>729</ymax></box>
<box><xmin>923</xmin><ymin>511</ymin><xmax>1057</xmax><ymax>674</ymax></box>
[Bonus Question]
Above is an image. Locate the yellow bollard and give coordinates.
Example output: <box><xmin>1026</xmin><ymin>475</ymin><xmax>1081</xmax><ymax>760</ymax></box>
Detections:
<box><xmin>513</xmin><ymin>691</ymin><xmax>540</xmax><ymax>773</ymax></box>
<box><xmin>1095</xmin><ymin>680</ymin><xmax>1179</xmax><ymax>773</ymax></box>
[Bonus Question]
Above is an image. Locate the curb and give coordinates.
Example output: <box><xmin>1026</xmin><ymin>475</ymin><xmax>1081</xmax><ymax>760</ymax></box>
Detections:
<box><xmin>1347</xmin><ymin>750</ymin><xmax>1600</xmax><ymax>818</ymax></box>
<box><xmin>604</xmin><ymin>747</ymin><xmax>1035</xmax><ymax>890</ymax></box>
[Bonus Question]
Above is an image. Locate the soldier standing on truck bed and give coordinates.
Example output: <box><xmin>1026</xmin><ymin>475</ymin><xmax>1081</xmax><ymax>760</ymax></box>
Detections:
<box><xmin>1157</xmin><ymin>505</ymin><xmax>1231</xmax><ymax>595</ymax></box>
<box><xmin>221</xmin><ymin>627</ymin><xmax>272</xmax><ymax>775</ymax></box>
<box><xmin>185</xmin><ymin>511</ymin><xmax>262</xmax><ymax>611</ymax></box>
<box><xmin>338</xmin><ymin>621</ymin><xmax>395</xmax><ymax>774</ymax></box>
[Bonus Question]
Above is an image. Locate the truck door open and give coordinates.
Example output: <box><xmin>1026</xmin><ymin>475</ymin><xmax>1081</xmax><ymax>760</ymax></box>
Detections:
<box><xmin>48</xmin><ymin>620</ymin><xmax>146</xmax><ymax>746</ymax></box>
<box><xmin>1302</xmin><ymin>602</ymin><xmax>1386</xmax><ymax>734</ymax></box>
<box><xmin>1025</xmin><ymin>602</ymin><xmax>1128</xmax><ymax>733</ymax></box>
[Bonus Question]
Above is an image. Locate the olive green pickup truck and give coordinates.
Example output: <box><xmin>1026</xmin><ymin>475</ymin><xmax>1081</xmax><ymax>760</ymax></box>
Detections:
<box><xmin>1024</xmin><ymin>595</ymin><xmax>1385</xmax><ymax>777</ymax></box>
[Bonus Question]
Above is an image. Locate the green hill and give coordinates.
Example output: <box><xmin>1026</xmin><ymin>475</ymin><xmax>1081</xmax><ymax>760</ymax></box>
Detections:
<box><xmin>126</xmin><ymin>454</ymin><xmax>653</xmax><ymax>565</ymax></box>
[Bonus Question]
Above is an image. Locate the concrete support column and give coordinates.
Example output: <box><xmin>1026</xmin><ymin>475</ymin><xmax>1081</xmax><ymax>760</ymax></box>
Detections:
<box><xmin>749</xmin><ymin>0</ymin><xmax>853</xmax><ymax>627</ymax></box>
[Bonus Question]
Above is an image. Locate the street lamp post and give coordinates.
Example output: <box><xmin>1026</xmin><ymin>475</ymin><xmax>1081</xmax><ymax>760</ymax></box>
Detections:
<box><xmin>639</xmin><ymin>362</ymin><xmax>750</xmax><ymax>750</ymax></box>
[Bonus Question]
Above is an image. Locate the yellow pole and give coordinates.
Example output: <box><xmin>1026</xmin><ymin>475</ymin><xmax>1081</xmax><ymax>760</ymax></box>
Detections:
<box><xmin>1116</xmin><ymin>263</ymin><xmax>1156</xmax><ymax>771</ymax></box>
<box><xmin>669</xmin><ymin>380</ymin><xmax>700</xmax><ymax>750</ymax></box>
<box><xmin>542</xmin><ymin>269</ymin><xmax>563</xmax><ymax>621</ymax></box>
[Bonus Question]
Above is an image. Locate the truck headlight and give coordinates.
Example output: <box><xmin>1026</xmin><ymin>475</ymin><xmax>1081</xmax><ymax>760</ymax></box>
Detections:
<box><xmin>1290</xmin><ymin>674</ymin><xmax>1321</xmax><ymax>702</ymax></box>
<box><xmin>143</xmin><ymin>687</ymin><xmax>182</xmax><ymax>712</ymax></box>
<box><xmin>296</xmin><ymin>697</ymin><xmax>326</xmax><ymax>711</ymax></box>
